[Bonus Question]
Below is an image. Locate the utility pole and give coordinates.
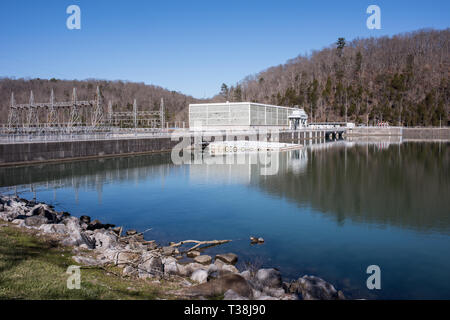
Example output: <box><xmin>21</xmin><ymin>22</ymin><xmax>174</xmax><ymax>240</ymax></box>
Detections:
<box><xmin>108</xmin><ymin>101</ymin><xmax>113</xmax><ymax>126</ymax></box>
<box><xmin>133</xmin><ymin>99</ymin><xmax>137</xmax><ymax>132</ymax></box>
<box><xmin>345</xmin><ymin>89</ymin><xmax>348</xmax><ymax>124</ymax></box>
<box><xmin>160</xmin><ymin>98</ymin><xmax>165</xmax><ymax>130</ymax></box>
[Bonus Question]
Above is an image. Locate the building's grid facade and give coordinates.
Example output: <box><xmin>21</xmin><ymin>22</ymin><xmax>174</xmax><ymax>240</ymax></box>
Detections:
<box><xmin>189</xmin><ymin>102</ymin><xmax>297</xmax><ymax>130</ymax></box>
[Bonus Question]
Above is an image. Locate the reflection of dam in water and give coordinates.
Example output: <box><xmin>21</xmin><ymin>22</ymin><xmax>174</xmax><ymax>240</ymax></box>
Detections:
<box><xmin>1</xmin><ymin>141</ymin><xmax>448</xmax><ymax>234</ymax></box>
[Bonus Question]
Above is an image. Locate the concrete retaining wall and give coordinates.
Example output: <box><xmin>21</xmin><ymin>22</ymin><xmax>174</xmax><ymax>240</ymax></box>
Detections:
<box><xmin>347</xmin><ymin>127</ymin><xmax>450</xmax><ymax>140</ymax></box>
<box><xmin>0</xmin><ymin>137</ymin><xmax>180</xmax><ymax>166</ymax></box>
<box><xmin>347</xmin><ymin>127</ymin><xmax>403</xmax><ymax>136</ymax></box>
<box><xmin>402</xmin><ymin>128</ymin><xmax>450</xmax><ymax>140</ymax></box>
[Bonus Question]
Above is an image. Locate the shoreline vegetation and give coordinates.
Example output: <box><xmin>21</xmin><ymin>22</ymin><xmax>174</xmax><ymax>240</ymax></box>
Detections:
<box><xmin>0</xmin><ymin>194</ymin><xmax>346</xmax><ymax>300</ymax></box>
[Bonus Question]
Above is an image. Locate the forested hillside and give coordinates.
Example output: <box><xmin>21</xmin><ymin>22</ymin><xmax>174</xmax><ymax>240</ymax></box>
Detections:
<box><xmin>217</xmin><ymin>29</ymin><xmax>449</xmax><ymax>126</ymax></box>
<box><xmin>0</xmin><ymin>78</ymin><xmax>202</xmax><ymax>124</ymax></box>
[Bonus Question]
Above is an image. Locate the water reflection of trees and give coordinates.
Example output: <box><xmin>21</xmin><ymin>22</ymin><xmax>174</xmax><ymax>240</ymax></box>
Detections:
<box><xmin>254</xmin><ymin>142</ymin><xmax>450</xmax><ymax>233</ymax></box>
<box><xmin>0</xmin><ymin>153</ymin><xmax>175</xmax><ymax>194</ymax></box>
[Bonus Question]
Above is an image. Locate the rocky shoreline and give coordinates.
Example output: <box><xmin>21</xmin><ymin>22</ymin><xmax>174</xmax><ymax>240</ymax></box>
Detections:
<box><xmin>0</xmin><ymin>195</ymin><xmax>345</xmax><ymax>300</ymax></box>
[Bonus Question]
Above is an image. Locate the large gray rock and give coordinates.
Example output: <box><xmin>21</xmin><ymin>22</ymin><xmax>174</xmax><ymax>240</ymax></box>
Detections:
<box><xmin>25</xmin><ymin>215</ymin><xmax>49</xmax><ymax>227</ymax></box>
<box><xmin>30</xmin><ymin>204</ymin><xmax>58</xmax><ymax>223</ymax></box>
<box><xmin>263</xmin><ymin>287</ymin><xmax>286</xmax><ymax>298</ymax></box>
<box><xmin>162</xmin><ymin>246</ymin><xmax>175</xmax><ymax>256</ymax></box>
<box><xmin>191</xmin><ymin>269</ymin><xmax>208</xmax><ymax>284</ymax></box>
<box><xmin>61</xmin><ymin>217</ymin><xmax>95</xmax><ymax>248</ymax></box>
<box><xmin>62</xmin><ymin>232</ymin><xmax>95</xmax><ymax>249</ymax></box>
<box><xmin>116</xmin><ymin>251</ymin><xmax>140</xmax><ymax>266</ymax></box>
<box><xmin>255</xmin><ymin>268</ymin><xmax>282</xmax><ymax>288</ymax></box>
<box><xmin>4</xmin><ymin>198</ymin><xmax>29</xmax><ymax>219</ymax></box>
<box><xmin>184</xmin><ymin>262</ymin><xmax>208</xmax><ymax>276</ymax></box>
<box><xmin>139</xmin><ymin>256</ymin><xmax>163</xmax><ymax>276</ymax></box>
<box><xmin>63</xmin><ymin>216</ymin><xmax>81</xmax><ymax>233</ymax></box>
<box><xmin>176</xmin><ymin>263</ymin><xmax>189</xmax><ymax>276</ymax></box>
<box><xmin>194</xmin><ymin>255</ymin><xmax>212</xmax><ymax>265</ymax></box>
<box><xmin>164</xmin><ymin>260</ymin><xmax>179</xmax><ymax>276</ymax></box>
<box><xmin>214</xmin><ymin>259</ymin><xmax>225</xmax><ymax>269</ymax></box>
<box><xmin>240</xmin><ymin>270</ymin><xmax>252</xmax><ymax>281</ymax></box>
<box><xmin>289</xmin><ymin>275</ymin><xmax>345</xmax><ymax>300</ymax></box>
<box><xmin>215</xmin><ymin>253</ymin><xmax>238</xmax><ymax>265</ymax></box>
<box><xmin>182</xmin><ymin>274</ymin><xmax>253</xmax><ymax>298</ymax></box>
<box><xmin>224</xmin><ymin>289</ymin><xmax>249</xmax><ymax>300</ymax></box>
<box><xmin>207</xmin><ymin>264</ymin><xmax>219</xmax><ymax>275</ymax></box>
<box><xmin>93</xmin><ymin>229</ymin><xmax>118</xmax><ymax>250</ymax></box>
<box><xmin>39</xmin><ymin>223</ymin><xmax>67</xmax><ymax>234</ymax></box>
<box><xmin>187</xmin><ymin>250</ymin><xmax>200</xmax><ymax>258</ymax></box>
<box><xmin>11</xmin><ymin>219</ymin><xmax>25</xmax><ymax>227</ymax></box>
<box><xmin>222</xmin><ymin>264</ymin><xmax>239</xmax><ymax>274</ymax></box>
<box><xmin>162</xmin><ymin>256</ymin><xmax>177</xmax><ymax>265</ymax></box>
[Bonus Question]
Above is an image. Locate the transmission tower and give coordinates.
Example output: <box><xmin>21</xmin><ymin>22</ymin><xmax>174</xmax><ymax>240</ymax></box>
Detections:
<box><xmin>107</xmin><ymin>100</ymin><xmax>113</xmax><ymax>125</ymax></box>
<box><xmin>47</xmin><ymin>89</ymin><xmax>57</xmax><ymax>127</ymax></box>
<box><xmin>7</xmin><ymin>93</ymin><xmax>19</xmax><ymax>129</ymax></box>
<box><xmin>91</xmin><ymin>86</ymin><xmax>104</xmax><ymax>127</ymax></box>
<box><xmin>26</xmin><ymin>91</ymin><xmax>39</xmax><ymax>128</ymax></box>
<box><xmin>68</xmin><ymin>88</ymin><xmax>81</xmax><ymax>129</ymax></box>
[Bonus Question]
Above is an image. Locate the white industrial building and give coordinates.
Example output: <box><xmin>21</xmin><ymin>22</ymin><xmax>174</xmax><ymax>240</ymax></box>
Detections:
<box><xmin>189</xmin><ymin>102</ymin><xmax>308</xmax><ymax>130</ymax></box>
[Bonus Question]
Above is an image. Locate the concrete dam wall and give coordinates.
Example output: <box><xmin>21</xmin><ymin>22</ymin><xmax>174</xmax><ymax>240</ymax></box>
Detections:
<box><xmin>347</xmin><ymin>127</ymin><xmax>450</xmax><ymax>140</ymax></box>
<box><xmin>0</xmin><ymin>127</ymin><xmax>448</xmax><ymax>167</ymax></box>
<box><xmin>0</xmin><ymin>137</ymin><xmax>180</xmax><ymax>166</ymax></box>
<box><xmin>0</xmin><ymin>130</ymin><xmax>331</xmax><ymax>166</ymax></box>
<box><xmin>402</xmin><ymin>128</ymin><xmax>450</xmax><ymax>140</ymax></box>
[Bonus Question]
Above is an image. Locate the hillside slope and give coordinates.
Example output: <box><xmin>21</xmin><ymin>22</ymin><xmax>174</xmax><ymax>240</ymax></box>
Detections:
<box><xmin>216</xmin><ymin>29</ymin><xmax>449</xmax><ymax>126</ymax></box>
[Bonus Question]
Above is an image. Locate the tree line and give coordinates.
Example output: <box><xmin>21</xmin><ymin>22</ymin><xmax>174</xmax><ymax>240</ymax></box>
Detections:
<box><xmin>0</xmin><ymin>78</ymin><xmax>201</xmax><ymax>124</ymax></box>
<box><xmin>216</xmin><ymin>29</ymin><xmax>449</xmax><ymax>126</ymax></box>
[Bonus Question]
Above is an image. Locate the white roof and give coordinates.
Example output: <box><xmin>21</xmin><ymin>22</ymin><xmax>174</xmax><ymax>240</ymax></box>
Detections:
<box><xmin>189</xmin><ymin>101</ymin><xmax>297</xmax><ymax>111</ymax></box>
<box><xmin>288</xmin><ymin>109</ymin><xmax>308</xmax><ymax>119</ymax></box>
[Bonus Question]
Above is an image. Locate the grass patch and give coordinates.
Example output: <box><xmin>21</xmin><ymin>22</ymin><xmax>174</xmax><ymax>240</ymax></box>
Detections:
<box><xmin>0</xmin><ymin>224</ymin><xmax>180</xmax><ymax>300</ymax></box>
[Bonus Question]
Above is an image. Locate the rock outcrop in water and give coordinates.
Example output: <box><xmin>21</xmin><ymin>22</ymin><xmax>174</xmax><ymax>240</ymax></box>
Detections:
<box><xmin>0</xmin><ymin>194</ymin><xmax>346</xmax><ymax>300</ymax></box>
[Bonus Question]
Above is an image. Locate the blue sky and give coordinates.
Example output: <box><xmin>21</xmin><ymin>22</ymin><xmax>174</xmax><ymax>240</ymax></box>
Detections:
<box><xmin>0</xmin><ymin>0</ymin><xmax>448</xmax><ymax>98</ymax></box>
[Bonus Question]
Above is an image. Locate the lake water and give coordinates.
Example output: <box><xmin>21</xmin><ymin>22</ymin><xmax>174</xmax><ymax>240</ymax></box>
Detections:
<box><xmin>1</xmin><ymin>140</ymin><xmax>449</xmax><ymax>299</ymax></box>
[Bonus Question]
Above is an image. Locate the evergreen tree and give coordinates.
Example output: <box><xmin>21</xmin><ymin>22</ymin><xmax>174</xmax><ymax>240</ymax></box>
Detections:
<box><xmin>220</xmin><ymin>83</ymin><xmax>229</xmax><ymax>100</ymax></box>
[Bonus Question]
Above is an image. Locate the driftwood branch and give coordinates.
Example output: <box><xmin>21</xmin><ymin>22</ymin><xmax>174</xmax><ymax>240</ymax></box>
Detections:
<box><xmin>170</xmin><ymin>239</ymin><xmax>231</xmax><ymax>252</ymax></box>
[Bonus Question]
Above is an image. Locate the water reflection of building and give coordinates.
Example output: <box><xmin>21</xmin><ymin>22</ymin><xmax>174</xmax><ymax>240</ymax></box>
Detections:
<box><xmin>188</xmin><ymin>149</ymin><xmax>309</xmax><ymax>184</ymax></box>
<box><xmin>346</xmin><ymin>135</ymin><xmax>403</xmax><ymax>150</ymax></box>
<box><xmin>286</xmin><ymin>149</ymin><xmax>308</xmax><ymax>174</ymax></box>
